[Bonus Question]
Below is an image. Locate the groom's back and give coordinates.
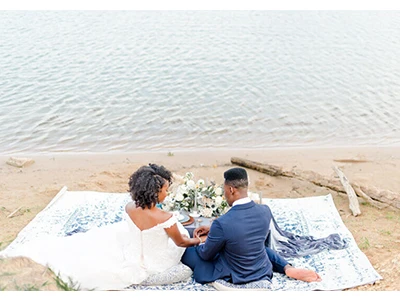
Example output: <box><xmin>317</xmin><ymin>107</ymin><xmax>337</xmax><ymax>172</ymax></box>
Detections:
<box><xmin>217</xmin><ymin>202</ymin><xmax>273</xmax><ymax>283</ymax></box>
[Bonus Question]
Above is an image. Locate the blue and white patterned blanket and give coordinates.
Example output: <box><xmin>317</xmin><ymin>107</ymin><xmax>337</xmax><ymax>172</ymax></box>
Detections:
<box><xmin>2</xmin><ymin>187</ymin><xmax>382</xmax><ymax>291</ymax></box>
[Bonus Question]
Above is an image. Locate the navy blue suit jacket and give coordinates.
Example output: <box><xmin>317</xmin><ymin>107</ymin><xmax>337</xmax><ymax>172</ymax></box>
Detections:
<box><xmin>188</xmin><ymin>201</ymin><xmax>274</xmax><ymax>284</ymax></box>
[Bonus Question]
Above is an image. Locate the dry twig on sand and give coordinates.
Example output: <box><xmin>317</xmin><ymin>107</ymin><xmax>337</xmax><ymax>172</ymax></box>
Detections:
<box><xmin>7</xmin><ymin>206</ymin><xmax>23</xmax><ymax>218</ymax></box>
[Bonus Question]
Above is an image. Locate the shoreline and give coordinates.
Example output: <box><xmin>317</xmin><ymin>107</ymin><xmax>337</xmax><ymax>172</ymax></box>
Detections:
<box><xmin>2</xmin><ymin>145</ymin><xmax>400</xmax><ymax>191</ymax></box>
<box><xmin>3</xmin><ymin>144</ymin><xmax>400</xmax><ymax>156</ymax></box>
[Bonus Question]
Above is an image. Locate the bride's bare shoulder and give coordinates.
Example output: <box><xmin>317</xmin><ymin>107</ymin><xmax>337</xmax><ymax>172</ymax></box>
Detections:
<box><xmin>125</xmin><ymin>203</ymin><xmax>172</xmax><ymax>222</ymax></box>
<box><xmin>125</xmin><ymin>202</ymin><xmax>136</xmax><ymax>213</ymax></box>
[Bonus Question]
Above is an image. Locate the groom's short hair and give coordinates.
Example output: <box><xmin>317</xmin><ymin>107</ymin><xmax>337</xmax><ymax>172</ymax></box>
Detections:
<box><xmin>224</xmin><ymin>167</ymin><xmax>248</xmax><ymax>189</ymax></box>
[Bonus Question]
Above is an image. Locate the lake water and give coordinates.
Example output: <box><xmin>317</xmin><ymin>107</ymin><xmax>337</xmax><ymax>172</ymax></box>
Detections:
<box><xmin>1</xmin><ymin>10</ymin><xmax>400</xmax><ymax>155</ymax></box>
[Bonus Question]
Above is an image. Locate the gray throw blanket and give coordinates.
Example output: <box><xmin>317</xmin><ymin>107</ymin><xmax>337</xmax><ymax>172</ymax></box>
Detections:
<box><xmin>266</xmin><ymin>216</ymin><xmax>349</xmax><ymax>258</ymax></box>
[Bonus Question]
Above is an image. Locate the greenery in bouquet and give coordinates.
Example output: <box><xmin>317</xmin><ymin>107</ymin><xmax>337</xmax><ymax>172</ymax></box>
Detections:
<box><xmin>162</xmin><ymin>172</ymin><xmax>230</xmax><ymax>218</ymax></box>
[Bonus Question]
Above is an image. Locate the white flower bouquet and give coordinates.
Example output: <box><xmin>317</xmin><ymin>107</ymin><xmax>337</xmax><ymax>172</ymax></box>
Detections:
<box><xmin>162</xmin><ymin>172</ymin><xmax>230</xmax><ymax>218</ymax></box>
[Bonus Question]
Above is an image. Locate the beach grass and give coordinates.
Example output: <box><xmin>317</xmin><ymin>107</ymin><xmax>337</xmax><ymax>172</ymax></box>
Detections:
<box><xmin>359</xmin><ymin>237</ymin><xmax>371</xmax><ymax>250</ymax></box>
<box><xmin>53</xmin><ymin>272</ymin><xmax>82</xmax><ymax>291</ymax></box>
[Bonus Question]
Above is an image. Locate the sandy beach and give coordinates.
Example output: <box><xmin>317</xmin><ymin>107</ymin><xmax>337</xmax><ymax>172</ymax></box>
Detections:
<box><xmin>1</xmin><ymin>146</ymin><xmax>400</xmax><ymax>291</ymax></box>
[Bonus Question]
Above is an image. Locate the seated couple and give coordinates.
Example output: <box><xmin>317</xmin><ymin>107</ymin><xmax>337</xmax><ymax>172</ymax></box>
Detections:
<box><xmin>1</xmin><ymin>164</ymin><xmax>321</xmax><ymax>290</ymax></box>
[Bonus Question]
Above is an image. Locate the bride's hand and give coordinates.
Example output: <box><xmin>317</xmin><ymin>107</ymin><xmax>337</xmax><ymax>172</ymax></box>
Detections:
<box><xmin>193</xmin><ymin>225</ymin><xmax>210</xmax><ymax>238</ymax></box>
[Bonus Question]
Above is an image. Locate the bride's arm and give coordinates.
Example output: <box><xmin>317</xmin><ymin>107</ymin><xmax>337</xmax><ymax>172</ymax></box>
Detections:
<box><xmin>164</xmin><ymin>224</ymin><xmax>202</xmax><ymax>247</ymax></box>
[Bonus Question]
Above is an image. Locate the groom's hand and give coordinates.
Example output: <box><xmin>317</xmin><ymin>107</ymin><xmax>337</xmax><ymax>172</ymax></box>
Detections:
<box><xmin>194</xmin><ymin>225</ymin><xmax>210</xmax><ymax>238</ymax></box>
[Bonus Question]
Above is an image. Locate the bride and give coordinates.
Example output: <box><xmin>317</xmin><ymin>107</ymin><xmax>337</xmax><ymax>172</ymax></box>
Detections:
<box><xmin>0</xmin><ymin>164</ymin><xmax>202</xmax><ymax>290</ymax></box>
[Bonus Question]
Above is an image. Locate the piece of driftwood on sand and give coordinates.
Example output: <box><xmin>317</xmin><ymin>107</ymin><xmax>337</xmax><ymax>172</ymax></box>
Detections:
<box><xmin>230</xmin><ymin>157</ymin><xmax>399</xmax><ymax>212</ymax></box>
<box><xmin>332</xmin><ymin>166</ymin><xmax>361</xmax><ymax>216</ymax></box>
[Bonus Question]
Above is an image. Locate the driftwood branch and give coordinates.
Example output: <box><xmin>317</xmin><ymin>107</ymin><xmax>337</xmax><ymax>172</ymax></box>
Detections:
<box><xmin>231</xmin><ymin>157</ymin><xmax>400</xmax><ymax>211</ymax></box>
<box><xmin>332</xmin><ymin>166</ymin><xmax>361</xmax><ymax>216</ymax></box>
<box><xmin>351</xmin><ymin>184</ymin><xmax>389</xmax><ymax>209</ymax></box>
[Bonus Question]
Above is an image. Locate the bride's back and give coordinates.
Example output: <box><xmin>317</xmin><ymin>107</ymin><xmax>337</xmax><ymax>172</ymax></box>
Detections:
<box><xmin>125</xmin><ymin>201</ymin><xmax>172</xmax><ymax>231</ymax></box>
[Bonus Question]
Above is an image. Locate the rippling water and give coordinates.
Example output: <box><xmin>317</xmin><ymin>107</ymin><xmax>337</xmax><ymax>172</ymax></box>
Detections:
<box><xmin>1</xmin><ymin>10</ymin><xmax>400</xmax><ymax>154</ymax></box>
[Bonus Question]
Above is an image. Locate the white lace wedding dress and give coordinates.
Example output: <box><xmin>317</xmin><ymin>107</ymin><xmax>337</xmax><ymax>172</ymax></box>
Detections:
<box><xmin>0</xmin><ymin>212</ymin><xmax>189</xmax><ymax>290</ymax></box>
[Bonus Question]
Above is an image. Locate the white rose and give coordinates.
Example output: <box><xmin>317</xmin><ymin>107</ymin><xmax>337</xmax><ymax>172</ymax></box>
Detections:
<box><xmin>215</xmin><ymin>187</ymin><xmax>223</xmax><ymax>196</ymax></box>
<box><xmin>186</xmin><ymin>180</ymin><xmax>195</xmax><ymax>189</ymax></box>
<box><xmin>175</xmin><ymin>193</ymin><xmax>184</xmax><ymax>201</ymax></box>
<box><xmin>214</xmin><ymin>196</ymin><xmax>223</xmax><ymax>206</ymax></box>
<box><xmin>201</xmin><ymin>207</ymin><xmax>213</xmax><ymax>218</ymax></box>
<box><xmin>197</xmin><ymin>179</ymin><xmax>205</xmax><ymax>186</ymax></box>
<box><xmin>178</xmin><ymin>185</ymin><xmax>187</xmax><ymax>194</ymax></box>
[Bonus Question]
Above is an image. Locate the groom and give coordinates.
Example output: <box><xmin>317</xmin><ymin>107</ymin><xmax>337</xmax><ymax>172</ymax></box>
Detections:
<box><xmin>181</xmin><ymin>167</ymin><xmax>321</xmax><ymax>285</ymax></box>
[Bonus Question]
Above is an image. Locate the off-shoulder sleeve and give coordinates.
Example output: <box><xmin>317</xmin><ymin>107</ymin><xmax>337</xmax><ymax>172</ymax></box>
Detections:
<box><xmin>160</xmin><ymin>215</ymin><xmax>190</xmax><ymax>237</ymax></box>
<box><xmin>160</xmin><ymin>215</ymin><xmax>178</xmax><ymax>229</ymax></box>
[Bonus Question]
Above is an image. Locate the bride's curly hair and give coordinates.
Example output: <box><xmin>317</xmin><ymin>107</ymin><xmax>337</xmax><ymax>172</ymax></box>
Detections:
<box><xmin>128</xmin><ymin>163</ymin><xmax>173</xmax><ymax>209</ymax></box>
